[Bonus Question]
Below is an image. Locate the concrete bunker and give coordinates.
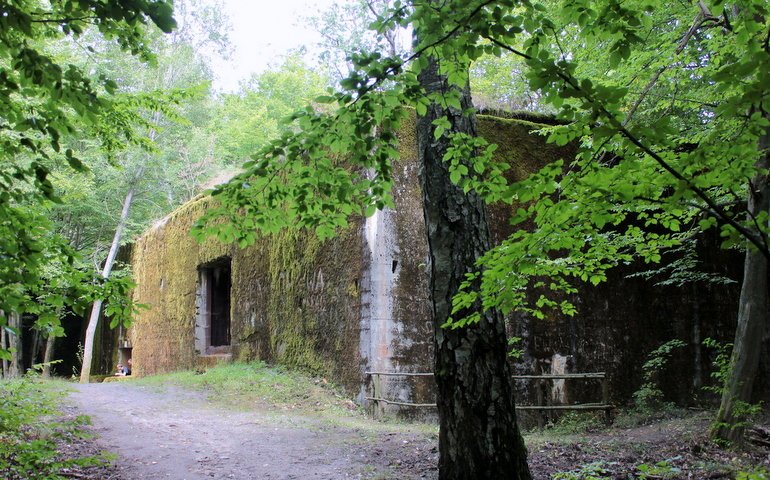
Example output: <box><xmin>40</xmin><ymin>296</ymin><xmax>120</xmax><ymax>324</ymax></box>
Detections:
<box><xmin>195</xmin><ymin>256</ymin><xmax>232</xmax><ymax>355</ymax></box>
<box><xmin>120</xmin><ymin>113</ymin><xmax>754</xmax><ymax>412</ymax></box>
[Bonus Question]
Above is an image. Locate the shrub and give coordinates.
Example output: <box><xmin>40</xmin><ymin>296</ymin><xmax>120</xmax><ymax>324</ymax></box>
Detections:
<box><xmin>633</xmin><ymin>339</ymin><xmax>686</xmax><ymax>411</ymax></box>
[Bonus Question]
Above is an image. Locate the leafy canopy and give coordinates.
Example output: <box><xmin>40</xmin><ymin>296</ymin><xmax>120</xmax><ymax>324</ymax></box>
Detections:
<box><xmin>0</xmin><ymin>0</ymin><xmax>176</xmax><ymax>341</ymax></box>
<box><xmin>195</xmin><ymin>0</ymin><xmax>769</xmax><ymax>327</ymax></box>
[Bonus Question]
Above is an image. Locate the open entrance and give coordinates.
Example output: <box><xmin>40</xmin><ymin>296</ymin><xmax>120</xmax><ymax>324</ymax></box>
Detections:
<box><xmin>196</xmin><ymin>257</ymin><xmax>232</xmax><ymax>355</ymax></box>
<box><xmin>118</xmin><ymin>346</ymin><xmax>132</xmax><ymax>375</ymax></box>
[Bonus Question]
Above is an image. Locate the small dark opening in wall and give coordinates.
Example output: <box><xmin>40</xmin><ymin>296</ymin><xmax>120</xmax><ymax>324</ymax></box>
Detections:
<box><xmin>209</xmin><ymin>265</ymin><xmax>231</xmax><ymax>347</ymax></box>
<box><xmin>199</xmin><ymin>257</ymin><xmax>231</xmax><ymax>350</ymax></box>
<box><xmin>118</xmin><ymin>347</ymin><xmax>132</xmax><ymax>364</ymax></box>
<box><xmin>118</xmin><ymin>347</ymin><xmax>132</xmax><ymax>374</ymax></box>
<box><xmin>391</xmin><ymin>259</ymin><xmax>398</xmax><ymax>273</ymax></box>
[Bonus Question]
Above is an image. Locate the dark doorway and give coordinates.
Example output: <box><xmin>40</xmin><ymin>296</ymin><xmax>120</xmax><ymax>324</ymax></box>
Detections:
<box><xmin>199</xmin><ymin>258</ymin><xmax>231</xmax><ymax>353</ymax></box>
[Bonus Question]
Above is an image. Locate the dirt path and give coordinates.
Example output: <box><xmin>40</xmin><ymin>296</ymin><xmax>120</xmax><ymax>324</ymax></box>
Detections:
<box><xmin>67</xmin><ymin>382</ymin><xmax>437</xmax><ymax>479</ymax></box>
<box><xmin>66</xmin><ymin>382</ymin><xmax>769</xmax><ymax>479</ymax></box>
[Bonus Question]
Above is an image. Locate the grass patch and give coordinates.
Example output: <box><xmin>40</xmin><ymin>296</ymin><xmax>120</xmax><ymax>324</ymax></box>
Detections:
<box><xmin>0</xmin><ymin>376</ymin><xmax>106</xmax><ymax>479</ymax></box>
<box><xmin>542</xmin><ymin>411</ymin><xmax>608</xmax><ymax>435</ymax></box>
<box><xmin>135</xmin><ymin>361</ymin><xmax>439</xmax><ymax>436</ymax></box>
<box><xmin>136</xmin><ymin>361</ymin><xmax>360</xmax><ymax>415</ymax></box>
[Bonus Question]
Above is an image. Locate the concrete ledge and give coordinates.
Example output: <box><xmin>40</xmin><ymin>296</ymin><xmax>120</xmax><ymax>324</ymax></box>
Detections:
<box><xmin>195</xmin><ymin>354</ymin><xmax>232</xmax><ymax>370</ymax></box>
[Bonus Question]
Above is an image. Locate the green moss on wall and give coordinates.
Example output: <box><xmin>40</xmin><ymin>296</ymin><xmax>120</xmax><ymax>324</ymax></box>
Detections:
<box><xmin>129</xmin><ymin>196</ymin><xmax>232</xmax><ymax>377</ymax></box>
<box><xmin>477</xmin><ymin>114</ymin><xmax>576</xmax><ymax>244</ymax></box>
<box><xmin>128</xmin><ymin>111</ymin><xmax>570</xmax><ymax>393</ymax></box>
<box><xmin>130</xmin><ymin>192</ymin><xmax>364</xmax><ymax>390</ymax></box>
<box><xmin>126</xmin><ymin>111</ymin><xmax>747</xmax><ymax>408</ymax></box>
<box><xmin>266</xmin><ymin>228</ymin><xmax>331</xmax><ymax>373</ymax></box>
<box><xmin>389</xmin><ymin>111</ymin><xmax>433</xmax><ymax>377</ymax></box>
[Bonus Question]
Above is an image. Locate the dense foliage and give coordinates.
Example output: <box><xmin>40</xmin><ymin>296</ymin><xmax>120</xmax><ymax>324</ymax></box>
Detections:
<box><xmin>0</xmin><ymin>0</ymin><xmax>180</xmax><ymax>367</ymax></box>
<box><xmin>213</xmin><ymin>54</ymin><xmax>330</xmax><ymax>166</ymax></box>
<box><xmin>0</xmin><ymin>378</ymin><xmax>103</xmax><ymax>479</ymax></box>
<box><xmin>441</xmin><ymin>0</ymin><xmax>770</xmax><ymax>322</ymax></box>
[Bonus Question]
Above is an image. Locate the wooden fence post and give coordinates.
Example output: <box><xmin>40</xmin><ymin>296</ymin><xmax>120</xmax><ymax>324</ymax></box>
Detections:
<box><xmin>372</xmin><ymin>373</ymin><xmax>381</xmax><ymax>418</ymax></box>
<box><xmin>602</xmin><ymin>375</ymin><xmax>611</xmax><ymax>425</ymax></box>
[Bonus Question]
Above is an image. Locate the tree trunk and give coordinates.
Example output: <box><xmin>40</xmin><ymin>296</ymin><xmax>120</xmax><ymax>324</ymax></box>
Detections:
<box><xmin>30</xmin><ymin>327</ymin><xmax>41</xmax><ymax>367</ymax></box>
<box><xmin>80</xmin><ymin>188</ymin><xmax>135</xmax><ymax>383</ymax></box>
<box><xmin>712</xmin><ymin>123</ymin><xmax>770</xmax><ymax>443</ymax></box>
<box><xmin>416</xmin><ymin>56</ymin><xmax>531</xmax><ymax>479</ymax></box>
<box><xmin>692</xmin><ymin>298</ymin><xmax>702</xmax><ymax>391</ymax></box>
<box><xmin>1</xmin><ymin>320</ymin><xmax>8</xmax><ymax>378</ymax></box>
<box><xmin>8</xmin><ymin>311</ymin><xmax>23</xmax><ymax>378</ymax></box>
<box><xmin>42</xmin><ymin>333</ymin><xmax>56</xmax><ymax>378</ymax></box>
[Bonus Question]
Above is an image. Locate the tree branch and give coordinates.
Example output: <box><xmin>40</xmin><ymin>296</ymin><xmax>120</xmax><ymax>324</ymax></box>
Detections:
<box><xmin>345</xmin><ymin>0</ymin><xmax>496</xmax><ymax>106</ymax></box>
<box><xmin>483</xmin><ymin>34</ymin><xmax>770</xmax><ymax>260</ymax></box>
<box><xmin>29</xmin><ymin>15</ymin><xmax>98</xmax><ymax>24</ymax></box>
<box><xmin>627</xmin><ymin>2</ymin><xmax>724</xmax><ymax>127</ymax></box>
<box><xmin>623</xmin><ymin>67</ymin><xmax>666</xmax><ymax>127</ymax></box>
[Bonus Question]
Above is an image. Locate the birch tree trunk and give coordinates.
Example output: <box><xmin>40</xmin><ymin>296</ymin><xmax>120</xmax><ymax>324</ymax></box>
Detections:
<box><xmin>417</xmin><ymin>55</ymin><xmax>531</xmax><ymax>479</ymax></box>
<box><xmin>8</xmin><ymin>311</ymin><xmax>23</xmax><ymax>378</ymax></box>
<box><xmin>79</xmin><ymin>188</ymin><xmax>135</xmax><ymax>383</ymax></box>
<box><xmin>78</xmin><ymin>86</ymin><xmax>160</xmax><ymax>383</ymax></box>
<box><xmin>42</xmin><ymin>332</ymin><xmax>56</xmax><ymax>378</ymax></box>
<box><xmin>1</xmin><ymin>321</ymin><xmax>8</xmax><ymax>378</ymax></box>
<box><xmin>712</xmin><ymin>122</ymin><xmax>770</xmax><ymax>444</ymax></box>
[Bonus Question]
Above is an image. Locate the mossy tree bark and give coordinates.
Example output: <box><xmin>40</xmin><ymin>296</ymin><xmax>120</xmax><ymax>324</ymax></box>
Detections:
<box><xmin>712</xmin><ymin>121</ymin><xmax>770</xmax><ymax>444</ymax></box>
<box><xmin>416</xmin><ymin>56</ymin><xmax>531</xmax><ymax>479</ymax></box>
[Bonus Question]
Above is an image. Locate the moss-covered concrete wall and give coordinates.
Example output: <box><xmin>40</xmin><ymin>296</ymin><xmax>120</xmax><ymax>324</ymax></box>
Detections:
<box><xmin>126</xmin><ymin>113</ymin><xmax>560</xmax><ymax>401</ymax></box>
<box><xmin>130</xmin><ymin>200</ymin><xmax>230</xmax><ymax>376</ymax></box>
<box><xmin>129</xmin><ymin>196</ymin><xmax>365</xmax><ymax>390</ymax></box>
<box><xmin>127</xmin><ymin>112</ymin><xmax>753</xmax><ymax>408</ymax></box>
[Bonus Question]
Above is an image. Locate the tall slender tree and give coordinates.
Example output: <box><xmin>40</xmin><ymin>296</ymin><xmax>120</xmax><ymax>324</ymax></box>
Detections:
<box><xmin>77</xmin><ymin>12</ymin><xmax>227</xmax><ymax>381</ymax></box>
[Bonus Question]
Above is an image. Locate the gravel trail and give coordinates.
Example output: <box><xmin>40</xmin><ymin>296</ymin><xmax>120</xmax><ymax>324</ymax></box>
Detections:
<box><xmin>68</xmin><ymin>382</ymin><xmax>432</xmax><ymax>479</ymax></box>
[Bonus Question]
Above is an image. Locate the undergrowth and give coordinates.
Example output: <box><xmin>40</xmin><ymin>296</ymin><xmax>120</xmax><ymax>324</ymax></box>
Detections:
<box><xmin>613</xmin><ymin>404</ymin><xmax>691</xmax><ymax>429</ymax></box>
<box><xmin>540</xmin><ymin>411</ymin><xmax>607</xmax><ymax>435</ymax></box>
<box><xmin>0</xmin><ymin>376</ymin><xmax>104</xmax><ymax>479</ymax></box>
<box><xmin>633</xmin><ymin>339</ymin><xmax>686</xmax><ymax>412</ymax></box>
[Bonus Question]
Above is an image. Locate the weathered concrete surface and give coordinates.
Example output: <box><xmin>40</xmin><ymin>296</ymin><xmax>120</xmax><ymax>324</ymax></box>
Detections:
<box><xmin>125</xmin><ymin>112</ymin><xmax>757</xmax><ymax>409</ymax></box>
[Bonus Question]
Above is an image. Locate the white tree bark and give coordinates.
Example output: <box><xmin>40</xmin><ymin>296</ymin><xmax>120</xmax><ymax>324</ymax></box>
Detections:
<box><xmin>79</xmin><ymin>188</ymin><xmax>135</xmax><ymax>383</ymax></box>
<box><xmin>8</xmin><ymin>311</ymin><xmax>22</xmax><ymax>378</ymax></box>
<box><xmin>1</xmin><ymin>318</ymin><xmax>8</xmax><ymax>378</ymax></box>
<box><xmin>78</xmin><ymin>78</ymin><xmax>164</xmax><ymax>383</ymax></box>
<box><xmin>42</xmin><ymin>332</ymin><xmax>56</xmax><ymax>378</ymax></box>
